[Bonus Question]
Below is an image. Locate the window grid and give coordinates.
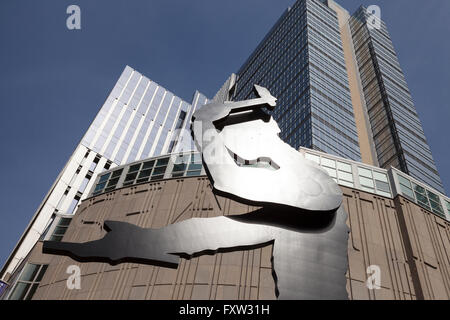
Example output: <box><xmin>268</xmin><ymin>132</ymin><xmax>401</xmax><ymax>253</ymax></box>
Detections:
<box><xmin>8</xmin><ymin>264</ymin><xmax>48</xmax><ymax>300</ymax></box>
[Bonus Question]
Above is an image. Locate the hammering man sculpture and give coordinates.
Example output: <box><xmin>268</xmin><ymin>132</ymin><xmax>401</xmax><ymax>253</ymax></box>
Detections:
<box><xmin>44</xmin><ymin>85</ymin><xmax>349</xmax><ymax>299</ymax></box>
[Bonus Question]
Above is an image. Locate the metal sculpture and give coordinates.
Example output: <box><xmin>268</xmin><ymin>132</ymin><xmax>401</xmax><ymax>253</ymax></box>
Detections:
<box><xmin>43</xmin><ymin>85</ymin><xmax>349</xmax><ymax>300</ymax></box>
<box><xmin>191</xmin><ymin>84</ymin><xmax>342</xmax><ymax>211</ymax></box>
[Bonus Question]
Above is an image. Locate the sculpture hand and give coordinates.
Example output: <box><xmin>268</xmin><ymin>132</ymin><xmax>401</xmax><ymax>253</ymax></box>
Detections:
<box><xmin>43</xmin><ymin>220</ymin><xmax>179</xmax><ymax>267</ymax></box>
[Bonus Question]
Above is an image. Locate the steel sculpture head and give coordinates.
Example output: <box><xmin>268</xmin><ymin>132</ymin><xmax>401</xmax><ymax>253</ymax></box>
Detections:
<box><xmin>192</xmin><ymin>84</ymin><xmax>342</xmax><ymax>212</ymax></box>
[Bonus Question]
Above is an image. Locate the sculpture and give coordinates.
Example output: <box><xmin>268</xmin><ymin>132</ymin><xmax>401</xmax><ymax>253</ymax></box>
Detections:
<box><xmin>43</xmin><ymin>85</ymin><xmax>349</xmax><ymax>299</ymax></box>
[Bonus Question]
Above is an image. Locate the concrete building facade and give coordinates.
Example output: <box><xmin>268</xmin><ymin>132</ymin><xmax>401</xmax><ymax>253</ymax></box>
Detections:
<box><xmin>0</xmin><ymin>66</ymin><xmax>207</xmax><ymax>286</ymax></box>
<box><xmin>2</xmin><ymin>148</ymin><xmax>449</xmax><ymax>300</ymax></box>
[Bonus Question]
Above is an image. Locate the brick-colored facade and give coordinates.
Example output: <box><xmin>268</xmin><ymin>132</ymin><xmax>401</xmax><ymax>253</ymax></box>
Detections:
<box><xmin>21</xmin><ymin>176</ymin><xmax>449</xmax><ymax>300</ymax></box>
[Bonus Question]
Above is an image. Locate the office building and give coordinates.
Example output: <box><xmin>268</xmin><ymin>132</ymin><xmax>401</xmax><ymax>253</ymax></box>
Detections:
<box><xmin>231</xmin><ymin>0</ymin><xmax>444</xmax><ymax>193</ymax></box>
<box><xmin>2</xmin><ymin>148</ymin><xmax>449</xmax><ymax>300</ymax></box>
<box><xmin>0</xmin><ymin>65</ymin><xmax>206</xmax><ymax>284</ymax></box>
<box><xmin>347</xmin><ymin>5</ymin><xmax>444</xmax><ymax>192</ymax></box>
<box><xmin>232</xmin><ymin>0</ymin><xmax>362</xmax><ymax>161</ymax></box>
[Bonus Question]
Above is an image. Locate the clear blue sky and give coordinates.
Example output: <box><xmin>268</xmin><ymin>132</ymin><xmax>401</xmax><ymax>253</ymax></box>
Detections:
<box><xmin>1</xmin><ymin>0</ymin><xmax>449</xmax><ymax>268</ymax></box>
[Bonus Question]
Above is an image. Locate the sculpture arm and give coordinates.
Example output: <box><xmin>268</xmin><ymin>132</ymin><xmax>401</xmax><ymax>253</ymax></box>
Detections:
<box><xmin>192</xmin><ymin>85</ymin><xmax>276</xmax><ymax>125</ymax></box>
<box><xmin>43</xmin><ymin>217</ymin><xmax>273</xmax><ymax>266</ymax></box>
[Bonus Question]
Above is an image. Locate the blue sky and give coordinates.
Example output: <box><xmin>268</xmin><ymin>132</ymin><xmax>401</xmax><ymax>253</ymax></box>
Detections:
<box><xmin>0</xmin><ymin>0</ymin><xmax>449</xmax><ymax>268</ymax></box>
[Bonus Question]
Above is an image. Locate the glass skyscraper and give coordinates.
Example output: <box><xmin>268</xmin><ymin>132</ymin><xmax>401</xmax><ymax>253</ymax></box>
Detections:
<box><xmin>231</xmin><ymin>0</ymin><xmax>444</xmax><ymax>193</ymax></box>
<box><xmin>349</xmin><ymin>6</ymin><xmax>444</xmax><ymax>193</ymax></box>
<box><xmin>232</xmin><ymin>0</ymin><xmax>361</xmax><ymax>162</ymax></box>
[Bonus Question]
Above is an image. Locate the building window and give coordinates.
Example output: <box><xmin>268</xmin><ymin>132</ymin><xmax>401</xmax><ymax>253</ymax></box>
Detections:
<box><xmin>320</xmin><ymin>157</ymin><xmax>338</xmax><ymax>183</ymax></box>
<box><xmin>79</xmin><ymin>173</ymin><xmax>92</xmax><ymax>193</ymax></box>
<box><xmin>168</xmin><ymin>140</ymin><xmax>177</xmax><ymax>153</ymax></box>
<box><xmin>104</xmin><ymin>168</ymin><xmax>123</xmax><ymax>191</ymax></box>
<box><xmin>446</xmin><ymin>200</ymin><xmax>450</xmax><ymax>218</ymax></box>
<box><xmin>123</xmin><ymin>163</ymin><xmax>142</xmax><ymax>186</ymax></box>
<box><xmin>104</xmin><ymin>161</ymin><xmax>112</xmax><ymax>170</ymax></box>
<box><xmin>93</xmin><ymin>168</ymin><xmax>124</xmax><ymax>195</ymax></box>
<box><xmin>49</xmin><ymin>217</ymin><xmax>72</xmax><ymax>242</ymax></box>
<box><xmin>397</xmin><ymin>175</ymin><xmax>415</xmax><ymax>201</ymax></box>
<box><xmin>94</xmin><ymin>172</ymin><xmax>111</xmax><ymax>194</ymax></box>
<box><xmin>136</xmin><ymin>160</ymin><xmax>154</xmax><ymax>183</ymax></box>
<box><xmin>174</xmin><ymin>110</ymin><xmax>187</xmax><ymax>130</ymax></box>
<box><xmin>67</xmin><ymin>194</ymin><xmax>81</xmax><ymax>214</ymax></box>
<box><xmin>426</xmin><ymin>189</ymin><xmax>445</xmax><ymax>218</ymax></box>
<box><xmin>89</xmin><ymin>155</ymin><xmax>101</xmax><ymax>172</ymax></box>
<box><xmin>186</xmin><ymin>153</ymin><xmax>202</xmax><ymax>176</ymax></box>
<box><xmin>373</xmin><ymin>171</ymin><xmax>391</xmax><ymax>197</ymax></box>
<box><xmin>171</xmin><ymin>154</ymin><xmax>189</xmax><ymax>178</ymax></box>
<box><xmin>336</xmin><ymin>161</ymin><xmax>353</xmax><ymax>188</ymax></box>
<box><xmin>8</xmin><ymin>263</ymin><xmax>48</xmax><ymax>300</ymax></box>
<box><xmin>412</xmin><ymin>183</ymin><xmax>431</xmax><ymax>211</ymax></box>
<box><xmin>358</xmin><ymin>167</ymin><xmax>379</xmax><ymax>194</ymax></box>
<box><xmin>150</xmin><ymin>157</ymin><xmax>169</xmax><ymax>181</ymax></box>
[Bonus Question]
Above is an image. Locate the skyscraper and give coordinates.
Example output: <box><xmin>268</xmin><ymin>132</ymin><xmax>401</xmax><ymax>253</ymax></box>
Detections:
<box><xmin>231</xmin><ymin>0</ymin><xmax>444</xmax><ymax>193</ymax></box>
<box><xmin>0</xmin><ymin>66</ymin><xmax>205</xmax><ymax>282</ymax></box>
<box><xmin>167</xmin><ymin>91</ymin><xmax>209</xmax><ymax>154</ymax></box>
<box><xmin>348</xmin><ymin>5</ymin><xmax>444</xmax><ymax>193</ymax></box>
<box><xmin>232</xmin><ymin>0</ymin><xmax>362</xmax><ymax>162</ymax></box>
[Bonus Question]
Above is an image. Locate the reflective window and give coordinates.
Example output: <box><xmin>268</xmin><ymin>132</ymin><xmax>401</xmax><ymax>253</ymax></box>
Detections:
<box><xmin>337</xmin><ymin>161</ymin><xmax>353</xmax><ymax>187</ymax></box>
<box><xmin>337</xmin><ymin>161</ymin><xmax>351</xmax><ymax>173</ymax></box>
<box><xmin>338</xmin><ymin>171</ymin><xmax>353</xmax><ymax>183</ymax></box>
<box><xmin>49</xmin><ymin>217</ymin><xmax>71</xmax><ymax>242</ymax></box>
<box><xmin>397</xmin><ymin>175</ymin><xmax>415</xmax><ymax>201</ymax></box>
<box><xmin>446</xmin><ymin>201</ymin><xmax>450</xmax><ymax>217</ymax></box>
<box><xmin>142</xmin><ymin>160</ymin><xmax>155</xmax><ymax>169</ymax></box>
<box><xmin>412</xmin><ymin>183</ymin><xmax>430</xmax><ymax>210</ymax></box>
<box><xmin>186</xmin><ymin>170</ymin><xmax>201</xmax><ymax>176</ymax></box>
<box><xmin>173</xmin><ymin>163</ymin><xmax>187</xmax><ymax>172</ymax></box>
<box><xmin>152</xmin><ymin>166</ymin><xmax>166</xmax><ymax>175</ymax></box>
<box><xmin>67</xmin><ymin>195</ymin><xmax>81</xmax><ymax>214</ymax></box>
<box><xmin>79</xmin><ymin>175</ymin><xmax>91</xmax><ymax>193</ymax></box>
<box><xmin>8</xmin><ymin>264</ymin><xmax>48</xmax><ymax>300</ymax></box>
<box><xmin>136</xmin><ymin>169</ymin><xmax>152</xmax><ymax>183</ymax></box>
<box><xmin>358</xmin><ymin>167</ymin><xmax>372</xmax><ymax>178</ymax></box>
<box><xmin>93</xmin><ymin>182</ymin><xmax>106</xmax><ymax>193</ymax></box>
<box><xmin>187</xmin><ymin>153</ymin><xmax>203</xmax><ymax>175</ymax></box>
<box><xmin>92</xmin><ymin>154</ymin><xmax>205</xmax><ymax>194</ymax></box>
<box><xmin>98</xmin><ymin>172</ymin><xmax>110</xmax><ymax>183</ymax></box>
<box><xmin>93</xmin><ymin>167</ymin><xmax>123</xmax><ymax>193</ymax></box>
<box><xmin>156</xmin><ymin>158</ymin><xmax>169</xmax><ymax>166</ymax></box>
<box><xmin>305</xmin><ymin>153</ymin><xmax>320</xmax><ymax>164</ymax></box>
<box><xmin>124</xmin><ymin>164</ymin><xmax>141</xmax><ymax>186</ymax></box>
<box><xmin>89</xmin><ymin>155</ymin><xmax>100</xmax><ymax>172</ymax></box>
<box><xmin>426</xmin><ymin>190</ymin><xmax>445</xmax><ymax>218</ymax></box>
<box><xmin>321</xmin><ymin>158</ymin><xmax>336</xmax><ymax>168</ymax></box>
